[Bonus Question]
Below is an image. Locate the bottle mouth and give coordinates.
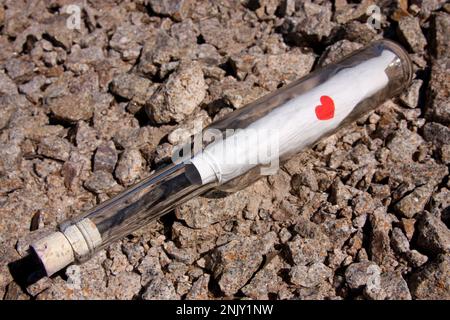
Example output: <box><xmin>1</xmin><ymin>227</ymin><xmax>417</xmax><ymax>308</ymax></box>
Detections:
<box><xmin>380</xmin><ymin>39</ymin><xmax>414</xmax><ymax>87</ymax></box>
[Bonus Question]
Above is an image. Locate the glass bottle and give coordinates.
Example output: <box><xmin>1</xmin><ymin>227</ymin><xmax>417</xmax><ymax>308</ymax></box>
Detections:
<box><xmin>31</xmin><ymin>40</ymin><xmax>412</xmax><ymax>276</ymax></box>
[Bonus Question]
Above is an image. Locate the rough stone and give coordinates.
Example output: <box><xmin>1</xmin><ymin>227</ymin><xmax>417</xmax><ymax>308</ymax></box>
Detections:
<box><xmin>4</xmin><ymin>282</ymin><xmax>29</xmax><ymax>300</ymax></box>
<box><xmin>431</xmin><ymin>12</ymin><xmax>450</xmax><ymax>59</ymax></box>
<box><xmin>210</xmin><ymin>235</ymin><xmax>274</xmax><ymax>296</ymax></box>
<box><xmin>84</xmin><ymin>170</ymin><xmax>118</xmax><ymax>194</ymax></box>
<box><xmin>397</xmin><ymin>16</ymin><xmax>427</xmax><ymax>54</ymax></box>
<box><xmin>167</xmin><ymin>110</ymin><xmax>210</xmax><ymax>146</ymax></box>
<box><xmin>288</xmin><ymin>1</ymin><xmax>334</xmax><ymax>45</ymax></box>
<box><xmin>146</xmin><ymin>62</ymin><xmax>207</xmax><ymax>124</ymax></box>
<box><xmin>176</xmin><ymin>190</ymin><xmax>249</xmax><ymax>229</ymax></box>
<box><xmin>409</xmin><ymin>254</ymin><xmax>450</xmax><ymax>300</ymax></box>
<box><xmin>223</xmin><ymin>84</ymin><xmax>268</xmax><ymax>109</ymax></box>
<box><xmin>0</xmin><ymin>144</ymin><xmax>21</xmax><ymax>176</ymax></box>
<box><xmin>426</xmin><ymin>59</ymin><xmax>450</xmax><ymax>124</ymax></box>
<box><xmin>48</xmin><ymin>94</ymin><xmax>94</xmax><ymax>122</ymax></box>
<box><xmin>399</xmin><ymin>79</ymin><xmax>423</xmax><ymax>109</ymax></box>
<box><xmin>379</xmin><ymin>272</ymin><xmax>412</xmax><ymax>300</ymax></box>
<box><xmin>391</xmin><ymin>227</ymin><xmax>428</xmax><ymax>267</ymax></box>
<box><xmin>4</xmin><ymin>58</ymin><xmax>35</xmax><ymax>83</ymax></box>
<box><xmin>386</xmin><ymin>128</ymin><xmax>424</xmax><ymax>162</ymax></box>
<box><xmin>241</xmin><ymin>255</ymin><xmax>283</xmax><ymax>299</ymax></box>
<box><xmin>391</xmin><ymin>227</ymin><xmax>410</xmax><ymax>255</ymax></box>
<box><xmin>115</xmin><ymin>149</ymin><xmax>145</xmax><ymax>186</ymax></box>
<box><xmin>394</xmin><ymin>185</ymin><xmax>434</xmax><ymax>219</ymax></box>
<box><xmin>107</xmin><ymin>272</ymin><xmax>142</xmax><ymax>300</ymax></box>
<box><xmin>186</xmin><ymin>274</ymin><xmax>210</xmax><ymax>300</ymax></box>
<box><xmin>290</xmin><ymin>262</ymin><xmax>332</xmax><ymax>288</ymax></box>
<box><xmin>0</xmin><ymin>71</ymin><xmax>18</xmax><ymax>96</ymax></box>
<box><xmin>44</xmin><ymin>16</ymin><xmax>73</xmax><ymax>50</ymax></box>
<box><xmin>287</xmin><ymin>236</ymin><xmax>327</xmax><ymax>266</ymax></box>
<box><xmin>38</xmin><ymin>137</ymin><xmax>71</xmax><ymax>161</ymax></box>
<box><xmin>94</xmin><ymin>142</ymin><xmax>118</xmax><ymax>173</ymax></box>
<box><xmin>110</xmin><ymin>73</ymin><xmax>153</xmax><ymax>105</ymax></box>
<box><xmin>142</xmin><ymin>275</ymin><xmax>179</xmax><ymax>300</ymax></box>
<box><xmin>172</xmin><ymin>222</ymin><xmax>218</xmax><ymax>254</ymax></box>
<box><xmin>345</xmin><ymin>261</ymin><xmax>381</xmax><ymax>290</ymax></box>
<box><xmin>423</xmin><ymin>122</ymin><xmax>450</xmax><ymax>147</ymax></box>
<box><xmin>342</xmin><ymin>20</ymin><xmax>382</xmax><ymax>45</ymax></box>
<box><xmin>18</xmin><ymin>75</ymin><xmax>47</xmax><ymax>104</ymax></box>
<box><xmin>138</xmin><ymin>249</ymin><xmax>164</xmax><ymax>287</ymax></box>
<box><xmin>163</xmin><ymin>241</ymin><xmax>198</xmax><ymax>265</ymax></box>
<box><xmin>369</xmin><ymin>207</ymin><xmax>394</xmax><ymax>268</ymax></box>
<box><xmin>318</xmin><ymin>40</ymin><xmax>363</xmax><ymax>67</ymax></box>
<box><xmin>148</xmin><ymin>0</ymin><xmax>191</xmax><ymax>21</ymax></box>
<box><xmin>0</xmin><ymin>243</ymin><xmax>20</xmax><ymax>298</ymax></box>
<box><xmin>416</xmin><ymin>211</ymin><xmax>450</xmax><ymax>255</ymax></box>
<box><xmin>75</xmin><ymin>121</ymin><xmax>101</xmax><ymax>153</ymax></box>
<box><xmin>253</xmin><ymin>49</ymin><xmax>315</xmax><ymax>91</ymax></box>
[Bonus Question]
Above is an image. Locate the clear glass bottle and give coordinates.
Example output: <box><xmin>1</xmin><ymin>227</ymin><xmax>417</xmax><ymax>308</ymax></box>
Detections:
<box><xmin>31</xmin><ymin>40</ymin><xmax>412</xmax><ymax>276</ymax></box>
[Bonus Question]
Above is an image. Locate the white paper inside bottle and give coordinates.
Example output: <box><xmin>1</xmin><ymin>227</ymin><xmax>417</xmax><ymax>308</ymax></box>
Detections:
<box><xmin>191</xmin><ymin>50</ymin><xmax>396</xmax><ymax>185</ymax></box>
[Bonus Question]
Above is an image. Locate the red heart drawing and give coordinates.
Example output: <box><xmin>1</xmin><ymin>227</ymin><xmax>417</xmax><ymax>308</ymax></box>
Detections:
<box><xmin>315</xmin><ymin>95</ymin><xmax>335</xmax><ymax>120</ymax></box>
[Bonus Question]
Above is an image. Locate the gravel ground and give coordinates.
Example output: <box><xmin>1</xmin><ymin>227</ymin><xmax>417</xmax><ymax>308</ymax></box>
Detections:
<box><xmin>0</xmin><ymin>0</ymin><xmax>449</xmax><ymax>300</ymax></box>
